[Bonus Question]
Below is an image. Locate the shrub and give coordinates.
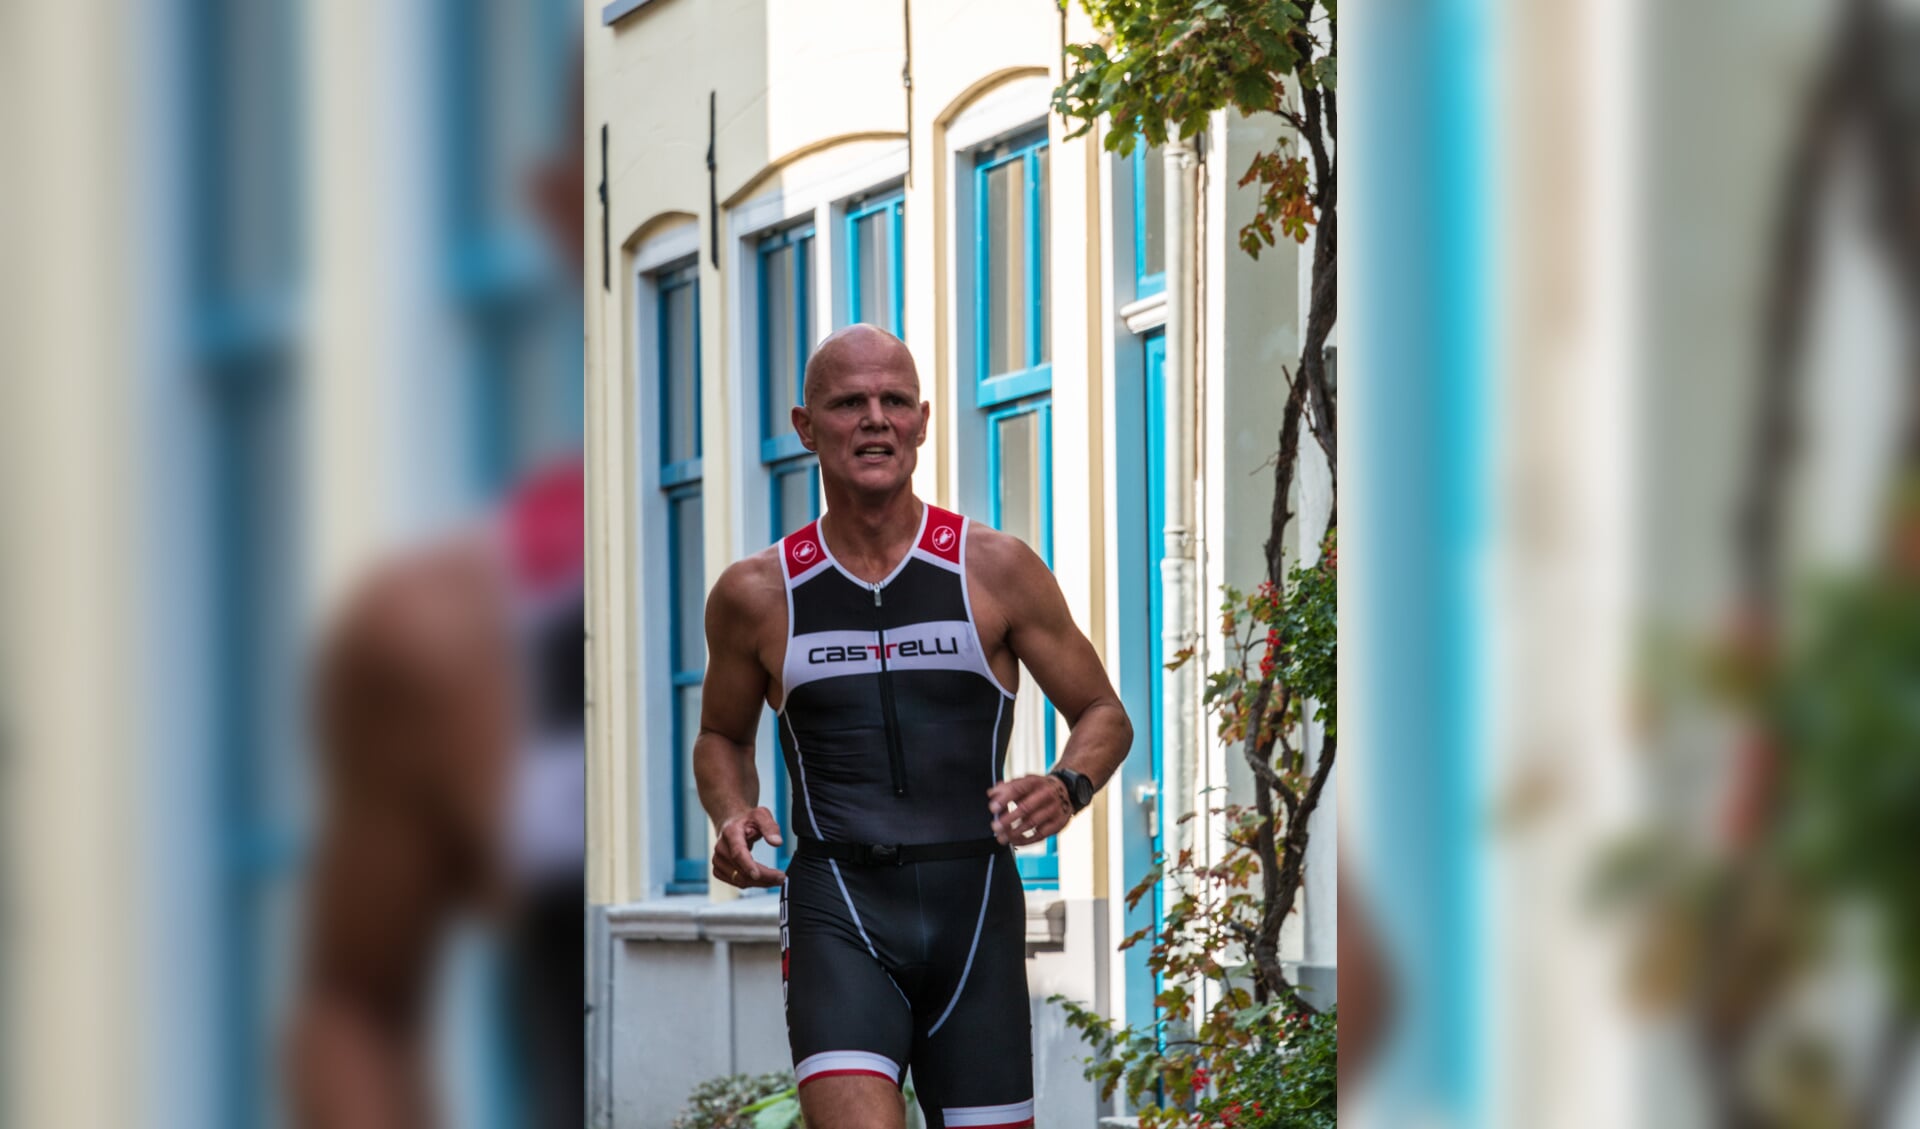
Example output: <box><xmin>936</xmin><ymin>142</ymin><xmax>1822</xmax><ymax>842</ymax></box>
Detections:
<box><xmin>670</xmin><ymin>1071</ymin><xmax>799</xmax><ymax>1129</ymax></box>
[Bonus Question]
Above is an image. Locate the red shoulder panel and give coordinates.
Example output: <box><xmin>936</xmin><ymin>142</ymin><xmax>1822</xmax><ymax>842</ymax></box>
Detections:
<box><xmin>918</xmin><ymin>504</ymin><xmax>964</xmax><ymax>564</ymax></box>
<box><xmin>784</xmin><ymin>521</ymin><xmax>825</xmax><ymax>577</ymax></box>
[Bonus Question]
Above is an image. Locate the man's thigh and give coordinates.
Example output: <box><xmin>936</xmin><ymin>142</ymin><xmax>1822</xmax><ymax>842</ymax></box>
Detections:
<box><xmin>906</xmin><ymin>855</ymin><xmax>1034</xmax><ymax>1128</ymax></box>
<box><xmin>797</xmin><ymin>1074</ymin><xmax>909</xmax><ymax>1129</ymax></box>
<box><xmin>784</xmin><ymin>863</ymin><xmax>914</xmax><ymax>1091</ymax></box>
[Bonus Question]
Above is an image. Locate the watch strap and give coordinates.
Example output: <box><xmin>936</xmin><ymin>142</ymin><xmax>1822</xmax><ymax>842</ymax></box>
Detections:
<box><xmin>1050</xmin><ymin>767</ymin><xmax>1092</xmax><ymax>813</ymax></box>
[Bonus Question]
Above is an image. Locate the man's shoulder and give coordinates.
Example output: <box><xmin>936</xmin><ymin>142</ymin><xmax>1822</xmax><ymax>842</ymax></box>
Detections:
<box><xmin>956</xmin><ymin>522</ymin><xmax>1067</xmax><ymax>644</ymax></box>
<box><xmin>961</xmin><ymin>521</ymin><xmax>1051</xmax><ymax>588</ymax></box>
<box><xmin>709</xmin><ymin>546</ymin><xmax>785</xmax><ymax>618</ymax></box>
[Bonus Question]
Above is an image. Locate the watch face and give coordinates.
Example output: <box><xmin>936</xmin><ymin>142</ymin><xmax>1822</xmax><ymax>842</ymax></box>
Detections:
<box><xmin>1062</xmin><ymin>770</ymin><xmax>1092</xmax><ymax>808</ymax></box>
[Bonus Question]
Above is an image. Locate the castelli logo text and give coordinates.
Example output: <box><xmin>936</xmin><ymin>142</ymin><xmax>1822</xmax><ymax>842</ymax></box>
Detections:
<box><xmin>793</xmin><ymin>540</ymin><xmax>819</xmax><ymax>564</ymax></box>
<box><xmin>809</xmin><ymin>636</ymin><xmax>962</xmax><ymax>664</ymax></box>
<box><xmin>931</xmin><ymin>526</ymin><xmax>956</xmax><ymax>552</ymax></box>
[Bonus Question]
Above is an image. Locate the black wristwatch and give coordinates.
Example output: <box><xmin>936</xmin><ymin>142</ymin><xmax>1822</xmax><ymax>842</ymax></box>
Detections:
<box><xmin>1050</xmin><ymin>767</ymin><xmax>1094</xmax><ymax>814</ymax></box>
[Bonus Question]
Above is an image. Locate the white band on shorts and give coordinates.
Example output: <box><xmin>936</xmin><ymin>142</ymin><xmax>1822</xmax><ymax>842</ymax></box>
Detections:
<box><xmin>794</xmin><ymin>1049</ymin><xmax>901</xmax><ymax>1088</ymax></box>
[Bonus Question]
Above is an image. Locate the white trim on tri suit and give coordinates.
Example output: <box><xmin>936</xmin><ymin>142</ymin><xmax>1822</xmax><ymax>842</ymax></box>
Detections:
<box><xmin>940</xmin><ymin>1098</ymin><xmax>1037</xmax><ymax>1128</ymax></box>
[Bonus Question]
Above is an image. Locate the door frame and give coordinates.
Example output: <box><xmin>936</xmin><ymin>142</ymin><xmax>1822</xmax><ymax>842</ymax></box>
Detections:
<box><xmin>1115</xmin><ymin>328</ymin><xmax>1167</xmax><ymax>1030</ymax></box>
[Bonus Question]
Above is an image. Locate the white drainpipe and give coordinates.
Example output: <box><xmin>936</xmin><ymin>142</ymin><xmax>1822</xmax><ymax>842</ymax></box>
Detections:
<box><xmin>1161</xmin><ymin>137</ymin><xmax>1201</xmax><ymax>868</ymax></box>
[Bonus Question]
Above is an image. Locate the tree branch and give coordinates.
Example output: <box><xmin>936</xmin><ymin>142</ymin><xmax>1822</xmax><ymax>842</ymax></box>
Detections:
<box><xmin>1289</xmin><ymin>735</ymin><xmax>1337</xmax><ymax>850</ymax></box>
<box><xmin>1238</xmin><ymin>678</ymin><xmax>1296</xmax><ymax>812</ymax></box>
<box><xmin>1262</xmin><ymin>372</ymin><xmax>1310</xmax><ymax>587</ymax></box>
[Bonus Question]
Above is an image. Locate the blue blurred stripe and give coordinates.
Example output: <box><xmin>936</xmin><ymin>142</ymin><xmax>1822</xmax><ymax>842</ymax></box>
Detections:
<box><xmin>1346</xmin><ymin>0</ymin><xmax>1492</xmax><ymax>1120</ymax></box>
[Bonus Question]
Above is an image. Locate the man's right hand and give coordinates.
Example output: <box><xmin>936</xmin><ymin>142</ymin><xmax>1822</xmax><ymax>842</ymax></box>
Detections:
<box><xmin>711</xmin><ymin>807</ymin><xmax>787</xmax><ymax>888</ymax></box>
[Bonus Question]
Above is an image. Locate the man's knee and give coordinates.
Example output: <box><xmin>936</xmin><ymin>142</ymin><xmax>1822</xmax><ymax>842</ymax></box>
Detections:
<box><xmin>795</xmin><ymin>1073</ymin><xmax>908</xmax><ymax>1129</ymax></box>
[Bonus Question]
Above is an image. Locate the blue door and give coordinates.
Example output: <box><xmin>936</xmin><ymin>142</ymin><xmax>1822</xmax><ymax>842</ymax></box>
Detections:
<box><xmin>1116</xmin><ymin>330</ymin><xmax>1167</xmax><ymax>1030</ymax></box>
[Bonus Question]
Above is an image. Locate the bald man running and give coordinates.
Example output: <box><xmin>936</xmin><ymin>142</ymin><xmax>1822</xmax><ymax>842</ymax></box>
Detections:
<box><xmin>695</xmin><ymin>325</ymin><xmax>1132</xmax><ymax>1129</ymax></box>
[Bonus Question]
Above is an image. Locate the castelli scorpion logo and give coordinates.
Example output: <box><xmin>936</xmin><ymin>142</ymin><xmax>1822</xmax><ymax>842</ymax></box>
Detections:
<box><xmin>931</xmin><ymin>526</ymin><xmax>956</xmax><ymax>552</ymax></box>
<box><xmin>793</xmin><ymin>540</ymin><xmax>819</xmax><ymax>564</ymax></box>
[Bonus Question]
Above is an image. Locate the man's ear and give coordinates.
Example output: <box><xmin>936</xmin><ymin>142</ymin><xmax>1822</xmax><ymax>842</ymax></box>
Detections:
<box><xmin>915</xmin><ymin>401</ymin><xmax>931</xmax><ymax>446</ymax></box>
<box><xmin>791</xmin><ymin>405</ymin><xmax>817</xmax><ymax>452</ymax></box>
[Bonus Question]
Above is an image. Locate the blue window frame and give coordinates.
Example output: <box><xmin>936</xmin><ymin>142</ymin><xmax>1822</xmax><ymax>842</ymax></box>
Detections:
<box><xmin>659</xmin><ymin>263</ymin><xmax>703</xmax><ymax>486</ymax></box>
<box><xmin>187</xmin><ymin>0</ymin><xmax>305</xmax><ymax>1124</ymax></box>
<box><xmin>758</xmin><ymin>223</ymin><xmax>816</xmax><ymax>465</ymax></box>
<box><xmin>1133</xmin><ymin>145</ymin><xmax>1166</xmax><ymax>298</ymax></box>
<box><xmin>656</xmin><ymin>261</ymin><xmax>709</xmax><ymax>892</ymax></box>
<box><xmin>757</xmin><ymin>222</ymin><xmax>820</xmax><ymax>865</ymax></box>
<box><xmin>974</xmin><ymin>132</ymin><xmax>1051</xmax><ymax>407</ymax></box>
<box><xmin>846</xmin><ymin>189</ymin><xmax>905</xmax><ymax>336</ymax></box>
<box><xmin>985</xmin><ymin>397</ymin><xmax>1060</xmax><ymax>886</ymax></box>
<box><xmin>763</xmin><ymin>462</ymin><xmax>817</xmax><ymax>870</ymax></box>
<box><xmin>971</xmin><ymin>128</ymin><xmax>1059</xmax><ymax>886</ymax></box>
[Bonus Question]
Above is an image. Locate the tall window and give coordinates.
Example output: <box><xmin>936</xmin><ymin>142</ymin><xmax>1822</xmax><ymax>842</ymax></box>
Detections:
<box><xmin>974</xmin><ymin>129</ymin><xmax>1058</xmax><ymax>886</ymax></box>
<box><xmin>976</xmin><ymin>132</ymin><xmax>1051</xmax><ymax>407</ymax></box>
<box><xmin>1133</xmin><ymin>144</ymin><xmax>1166</xmax><ymax>298</ymax></box>
<box><xmin>657</xmin><ymin>261</ymin><xmax>707</xmax><ymax>892</ymax></box>
<box><xmin>757</xmin><ymin>222</ymin><xmax>818</xmax><ymax>867</ymax></box>
<box><xmin>188</xmin><ymin>0</ymin><xmax>305</xmax><ymax>1122</ymax></box>
<box><xmin>759</xmin><ymin>223</ymin><xmax>818</xmax><ymax>540</ymax></box>
<box><xmin>444</xmin><ymin>0</ymin><xmax>583</xmax><ymax>493</ymax></box>
<box><xmin>846</xmin><ymin>189</ymin><xmax>904</xmax><ymax>336</ymax></box>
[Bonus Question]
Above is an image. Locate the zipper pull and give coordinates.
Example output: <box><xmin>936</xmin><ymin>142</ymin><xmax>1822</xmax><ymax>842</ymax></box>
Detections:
<box><xmin>873</xmin><ymin>584</ymin><xmax>882</xmax><ymax>607</ymax></box>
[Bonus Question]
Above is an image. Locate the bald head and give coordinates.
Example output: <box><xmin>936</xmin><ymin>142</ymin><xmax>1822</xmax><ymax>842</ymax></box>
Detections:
<box><xmin>803</xmin><ymin>324</ymin><xmax>919</xmax><ymax>406</ymax></box>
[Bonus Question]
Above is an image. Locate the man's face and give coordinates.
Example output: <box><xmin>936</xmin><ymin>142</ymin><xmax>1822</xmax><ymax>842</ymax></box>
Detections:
<box><xmin>793</xmin><ymin>363</ymin><xmax>929</xmax><ymax>496</ymax></box>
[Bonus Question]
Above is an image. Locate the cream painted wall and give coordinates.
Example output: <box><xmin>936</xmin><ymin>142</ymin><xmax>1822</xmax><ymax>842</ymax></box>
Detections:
<box><xmin>1</xmin><ymin>6</ymin><xmax>139</xmax><ymax>1127</ymax></box>
<box><xmin>586</xmin><ymin>0</ymin><xmax>1111</xmax><ymax>907</ymax></box>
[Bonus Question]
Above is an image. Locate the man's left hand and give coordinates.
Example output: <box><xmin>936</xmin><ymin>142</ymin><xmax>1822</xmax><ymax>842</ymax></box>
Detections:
<box><xmin>988</xmin><ymin>773</ymin><xmax>1074</xmax><ymax>845</ymax></box>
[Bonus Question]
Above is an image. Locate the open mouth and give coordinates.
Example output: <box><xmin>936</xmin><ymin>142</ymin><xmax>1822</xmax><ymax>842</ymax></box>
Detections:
<box><xmin>854</xmin><ymin>443</ymin><xmax>894</xmax><ymax>462</ymax></box>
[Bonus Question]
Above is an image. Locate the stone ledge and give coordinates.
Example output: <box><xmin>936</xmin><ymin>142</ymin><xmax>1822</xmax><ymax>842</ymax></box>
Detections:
<box><xmin>606</xmin><ymin>895</ymin><xmax>754</xmax><ymax>943</ymax></box>
<box><xmin>607</xmin><ymin>890</ymin><xmax>1070</xmax><ymax>950</ymax></box>
<box><xmin>1119</xmin><ymin>291</ymin><xmax>1168</xmax><ymax>334</ymax></box>
<box><xmin>1024</xmin><ymin>891</ymin><xmax>1066</xmax><ymax>950</ymax></box>
<box><xmin>599</xmin><ymin>0</ymin><xmax>657</xmax><ymax>26</ymax></box>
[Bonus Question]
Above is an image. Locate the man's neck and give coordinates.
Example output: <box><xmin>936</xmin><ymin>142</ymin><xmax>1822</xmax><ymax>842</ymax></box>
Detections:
<box><xmin>819</xmin><ymin>492</ymin><xmax>924</xmax><ymax>581</ymax></box>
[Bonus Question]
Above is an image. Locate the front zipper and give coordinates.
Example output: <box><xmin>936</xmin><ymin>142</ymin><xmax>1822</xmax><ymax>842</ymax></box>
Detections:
<box><xmin>873</xmin><ymin>583</ymin><xmax>908</xmax><ymax>796</ymax></box>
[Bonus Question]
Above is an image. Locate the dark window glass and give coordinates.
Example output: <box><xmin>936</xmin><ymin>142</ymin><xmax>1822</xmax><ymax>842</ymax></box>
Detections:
<box><xmin>854</xmin><ymin>210</ymin><xmax>891</xmax><ymax>330</ymax></box>
<box><xmin>663</xmin><ymin>278</ymin><xmax>699</xmax><ymax>465</ymax></box>
<box><xmin>1141</xmin><ymin>145</ymin><xmax>1165</xmax><ymax>281</ymax></box>
<box><xmin>676</xmin><ymin>684</ymin><xmax>704</xmax><ymax>861</ymax></box>
<box><xmin>763</xmin><ymin>241</ymin><xmax>797</xmax><ymax>435</ymax></box>
<box><xmin>671</xmin><ymin>492</ymin><xmax>705</xmax><ymax>668</ymax></box>
<box><xmin>984</xmin><ymin>159</ymin><xmax>1029</xmax><ymax>377</ymax></box>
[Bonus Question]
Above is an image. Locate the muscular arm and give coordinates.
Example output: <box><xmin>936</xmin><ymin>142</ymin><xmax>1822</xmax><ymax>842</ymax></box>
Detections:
<box><xmin>692</xmin><ymin>555</ymin><xmax>786</xmax><ymax>887</ymax></box>
<box><xmin>974</xmin><ymin>530</ymin><xmax>1134</xmax><ymax>843</ymax></box>
<box><xmin>286</xmin><ymin>551</ymin><xmax>513</xmax><ymax>1129</ymax></box>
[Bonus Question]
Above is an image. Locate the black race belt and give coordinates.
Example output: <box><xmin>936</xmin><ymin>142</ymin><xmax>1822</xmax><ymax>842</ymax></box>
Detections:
<box><xmin>796</xmin><ymin>836</ymin><xmax>1003</xmax><ymax>866</ymax></box>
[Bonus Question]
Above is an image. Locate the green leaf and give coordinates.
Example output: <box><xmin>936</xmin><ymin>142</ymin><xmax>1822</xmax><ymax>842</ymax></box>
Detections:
<box><xmin>750</xmin><ymin>1096</ymin><xmax>802</xmax><ymax>1129</ymax></box>
<box><xmin>1231</xmin><ymin>71</ymin><xmax>1274</xmax><ymax>111</ymax></box>
<box><xmin>738</xmin><ymin>1086</ymin><xmax>797</xmax><ymax>1114</ymax></box>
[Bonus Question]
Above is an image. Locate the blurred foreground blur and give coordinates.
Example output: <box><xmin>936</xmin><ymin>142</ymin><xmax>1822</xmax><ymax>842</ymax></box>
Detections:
<box><xmin>1341</xmin><ymin>0</ymin><xmax>1920</xmax><ymax>1124</ymax></box>
<box><xmin>1</xmin><ymin>1</ymin><xmax>582</xmax><ymax>1127</ymax></box>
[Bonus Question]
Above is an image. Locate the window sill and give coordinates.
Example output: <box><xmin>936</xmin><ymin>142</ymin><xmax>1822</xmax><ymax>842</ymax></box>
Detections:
<box><xmin>600</xmin><ymin>0</ymin><xmax>657</xmax><ymax>25</ymax></box>
<box><xmin>1024</xmin><ymin>891</ymin><xmax>1066</xmax><ymax>951</ymax></box>
<box><xmin>606</xmin><ymin>890</ymin><xmax>1067</xmax><ymax>950</ymax></box>
<box><xmin>607</xmin><ymin>892</ymin><xmax>783</xmax><ymax>943</ymax></box>
<box><xmin>1120</xmin><ymin>292</ymin><xmax>1168</xmax><ymax>335</ymax></box>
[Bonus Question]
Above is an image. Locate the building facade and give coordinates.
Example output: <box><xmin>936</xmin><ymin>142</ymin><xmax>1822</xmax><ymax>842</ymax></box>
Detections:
<box><xmin>1</xmin><ymin>1</ymin><xmax>580</xmax><ymax>1126</ymax></box>
<box><xmin>581</xmin><ymin>1</ymin><xmax>1336</xmax><ymax>1124</ymax></box>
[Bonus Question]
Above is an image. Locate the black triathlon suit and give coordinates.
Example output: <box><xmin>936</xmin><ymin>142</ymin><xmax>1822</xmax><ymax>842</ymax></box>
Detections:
<box><xmin>775</xmin><ymin>503</ymin><xmax>1035</xmax><ymax>1129</ymax></box>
